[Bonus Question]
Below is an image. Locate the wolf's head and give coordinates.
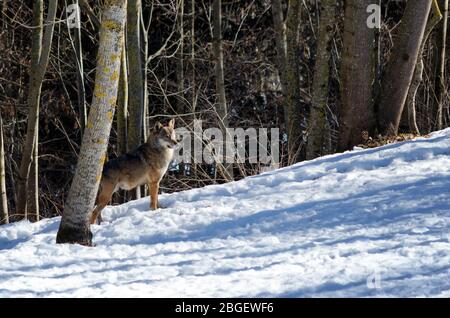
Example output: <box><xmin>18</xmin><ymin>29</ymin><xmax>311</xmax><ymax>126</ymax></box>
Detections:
<box><xmin>152</xmin><ymin>119</ymin><xmax>179</xmax><ymax>149</ymax></box>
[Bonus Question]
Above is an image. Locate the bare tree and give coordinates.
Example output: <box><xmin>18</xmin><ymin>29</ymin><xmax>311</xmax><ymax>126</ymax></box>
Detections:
<box><xmin>56</xmin><ymin>0</ymin><xmax>127</xmax><ymax>245</ymax></box>
<box><xmin>272</xmin><ymin>0</ymin><xmax>287</xmax><ymax>79</ymax></box>
<box><xmin>0</xmin><ymin>112</ymin><xmax>8</xmax><ymax>224</ymax></box>
<box><xmin>306</xmin><ymin>0</ymin><xmax>336</xmax><ymax>159</ymax></box>
<box><xmin>377</xmin><ymin>0</ymin><xmax>433</xmax><ymax>136</ymax></box>
<box><xmin>79</xmin><ymin>0</ymin><xmax>101</xmax><ymax>28</ymax></box>
<box><xmin>127</xmin><ymin>0</ymin><xmax>144</xmax><ymax>150</ymax></box>
<box><xmin>17</xmin><ymin>0</ymin><xmax>57</xmax><ymax>221</ymax></box>
<box><xmin>212</xmin><ymin>0</ymin><xmax>233</xmax><ymax>180</ymax></box>
<box><xmin>404</xmin><ymin>1</ymin><xmax>442</xmax><ymax>134</ymax></box>
<box><xmin>404</xmin><ymin>58</ymin><xmax>423</xmax><ymax>135</ymax></box>
<box><xmin>338</xmin><ymin>0</ymin><xmax>375</xmax><ymax>151</ymax></box>
<box><xmin>274</xmin><ymin>0</ymin><xmax>304</xmax><ymax>163</ymax></box>
<box><xmin>0</xmin><ymin>1</ymin><xmax>8</xmax><ymax>224</ymax></box>
<box><xmin>176</xmin><ymin>0</ymin><xmax>185</xmax><ymax>114</ymax></box>
<box><xmin>117</xmin><ymin>41</ymin><xmax>128</xmax><ymax>155</ymax></box>
<box><xmin>271</xmin><ymin>0</ymin><xmax>288</xmax><ymax>127</ymax></box>
<box><xmin>127</xmin><ymin>0</ymin><xmax>144</xmax><ymax>197</ymax></box>
<box><xmin>71</xmin><ymin>0</ymin><xmax>87</xmax><ymax>133</ymax></box>
<box><xmin>189</xmin><ymin>0</ymin><xmax>198</xmax><ymax>176</ymax></box>
<box><xmin>285</xmin><ymin>0</ymin><xmax>303</xmax><ymax>162</ymax></box>
<box><xmin>435</xmin><ymin>0</ymin><xmax>448</xmax><ymax>130</ymax></box>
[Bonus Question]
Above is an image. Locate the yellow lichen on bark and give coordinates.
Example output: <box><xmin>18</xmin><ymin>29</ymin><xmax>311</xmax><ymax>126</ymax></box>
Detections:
<box><xmin>109</xmin><ymin>98</ymin><xmax>117</xmax><ymax>106</ymax></box>
<box><xmin>99</xmin><ymin>154</ymin><xmax>106</xmax><ymax>165</ymax></box>
<box><xmin>110</xmin><ymin>54</ymin><xmax>120</xmax><ymax>62</ymax></box>
<box><xmin>95</xmin><ymin>90</ymin><xmax>107</xmax><ymax>99</ymax></box>
<box><xmin>110</xmin><ymin>70</ymin><xmax>119</xmax><ymax>81</ymax></box>
<box><xmin>103</xmin><ymin>19</ymin><xmax>122</xmax><ymax>32</ymax></box>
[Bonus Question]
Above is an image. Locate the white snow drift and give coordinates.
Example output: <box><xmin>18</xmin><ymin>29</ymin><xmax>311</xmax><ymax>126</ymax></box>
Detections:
<box><xmin>1</xmin><ymin>129</ymin><xmax>450</xmax><ymax>297</ymax></box>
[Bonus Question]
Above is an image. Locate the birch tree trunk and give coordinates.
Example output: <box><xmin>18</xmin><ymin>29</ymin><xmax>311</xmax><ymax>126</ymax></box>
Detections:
<box><xmin>117</xmin><ymin>41</ymin><xmax>128</xmax><ymax>154</ymax></box>
<box><xmin>0</xmin><ymin>112</ymin><xmax>8</xmax><ymax>225</ymax></box>
<box><xmin>16</xmin><ymin>0</ymin><xmax>57</xmax><ymax>220</ymax></box>
<box><xmin>56</xmin><ymin>0</ymin><xmax>127</xmax><ymax>245</ymax></box>
<box><xmin>27</xmin><ymin>125</ymin><xmax>38</xmax><ymax>221</ymax></box>
<box><xmin>306</xmin><ymin>0</ymin><xmax>336</xmax><ymax>160</ymax></box>
<box><xmin>404</xmin><ymin>1</ymin><xmax>442</xmax><ymax>134</ymax></box>
<box><xmin>377</xmin><ymin>0</ymin><xmax>432</xmax><ymax>136</ymax></box>
<box><xmin>405</xmin><ymin>59</ymin><xmax>423</xmax><ymax>135</ymax></box>
<box><xmin>0</xmin><ymin>0</ymin><xmax>11</xmax><ymax>223</ymax></box>
<box><xmin>73</xmin><ymin>0</ymin><xmax>87</xmax><ymax>133</ymax></box>
<box><xmin>141</xmin><ymin>6</ymin><xmax>148</xmax><ymax>145</ymax></box>
<box><xmin>338</xmin><ymin>0</ymin><xmax>375</xmax><ymax>151</ymax></box>
<box><xmin>212</xmin><ymin>0</ymin><xmax>233</xmax><ymax>180</ymax></box>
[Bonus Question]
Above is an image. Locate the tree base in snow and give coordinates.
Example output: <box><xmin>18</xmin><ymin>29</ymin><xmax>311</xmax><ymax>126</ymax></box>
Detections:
<box><xmin>56</xmin><ymin>224</ymin><xmax>93</xmax><ymax>246</ymax></box>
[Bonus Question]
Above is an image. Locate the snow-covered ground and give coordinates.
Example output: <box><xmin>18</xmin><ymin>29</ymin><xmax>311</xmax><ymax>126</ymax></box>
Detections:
<box><xmin>1</xmin><ymin>130</ymin><xmax>450</xmax><ymax>297</ymax></box>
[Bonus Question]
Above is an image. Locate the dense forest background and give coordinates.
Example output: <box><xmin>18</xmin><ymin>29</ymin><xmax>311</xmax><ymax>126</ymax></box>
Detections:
<box><xmin>0</xmin><ymin>0</ymin><xmax>448</xmax><ymax>225</ymax></box>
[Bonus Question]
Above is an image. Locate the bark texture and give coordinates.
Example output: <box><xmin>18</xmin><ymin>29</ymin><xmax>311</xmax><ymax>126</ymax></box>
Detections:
<box><xmin>306</xmin><ymin>0</ymin><xmax>336</xmax><ymax>159</ymax></box>
<box><xmin>284</xmin><ymin>0</ymin><xmax>303</xmax><ymax>163</ymax></box>
<box><xmin>377</xmin><ymin>0</ymin><xmax>432</xmax><ymax>136</ymax></box>
<box><xmin>17</xmin><ymin>0</ymin><xmax>57</xmax><ymax>221</ymax></box>
<box><xmin>435</xmin><ymin>0</ymin><xmax>448</xmax><ymax>130</ymax></box>
<box><xmin>338</xmin><ymin>0</ymin><xmax>375</xmax><ymax>151</ymax></box>
<box><xmin>127</xmin><ymin>0</ymin><xmax>144</xmax><ymax>150</ymax></box>
<box><xmin>56</xmin><ymin>0</ymin><xmax>127</xmax><ymax>245</ymax></box>
<box><xmin>212</xmin><ymin>0</ymin><xmax>233</xmax><ymax>180</ymax></box>
<box><xmin>0</xmin><ymin>112</ymin><xmax>8</xmax><ymax>224</ymax></box>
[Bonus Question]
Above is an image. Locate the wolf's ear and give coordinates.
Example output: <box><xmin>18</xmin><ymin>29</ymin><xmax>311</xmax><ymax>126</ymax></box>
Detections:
<box><xmin>168</xmin><ymin>118</ymin><xmax>175</xmax><ymax>129</ymax></box>
<box><xmin>154</xmin><ymin>121</ymin><xmax>163</xmax><ymax>132</ymax></box>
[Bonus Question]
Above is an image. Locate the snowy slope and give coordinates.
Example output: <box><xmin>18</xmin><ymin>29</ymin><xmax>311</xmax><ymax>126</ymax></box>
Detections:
<box><xmin>1</xmin><ymin>130</ymin><xmax>450</xmax><ymax>297</ymax></box>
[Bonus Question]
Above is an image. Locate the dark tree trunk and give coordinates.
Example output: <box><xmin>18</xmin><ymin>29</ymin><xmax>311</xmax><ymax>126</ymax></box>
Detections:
<box><xmin>306</xmin><ymin>0</ymin><xmax>336</xmax><ymax>159</ymax></box>
<box><xmin>176</xmin><ymin>0</ymin><xmax>185</xmax><ymax>114</ymax></box>
<box><xmin>212</xmin><ymin>0</ymin><xmax>233</xmax><ymax>180</ymax></box>
<box><xmin>127</xmin><ymin>0</ymin><xmax>144</xmax><ymax>150</ymax></box>
<box><xmin>338</xmin><ymin>0</ymin><xmax>376</xmax><ymax>151</ymax></box>
<box><xmin>127</xmin><ymin>0</ymin><xmax>144</xmax><ymax>198</ymax></box>
<box><xmin>284</xmin><ymin>0</ymin><xmax>303</xmax><ymax>163</ymax></box>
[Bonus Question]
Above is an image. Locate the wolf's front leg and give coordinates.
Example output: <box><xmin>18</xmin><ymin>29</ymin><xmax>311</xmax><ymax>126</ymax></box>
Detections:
<box><xmin>149</xmin><ymin>181</ymin><xmax>159</xmax><ymax>210</ymax></box>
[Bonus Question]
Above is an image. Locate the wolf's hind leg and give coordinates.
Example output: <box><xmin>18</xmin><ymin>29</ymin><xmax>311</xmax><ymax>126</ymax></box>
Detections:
<box><xmin>90</xmin><ymin>180</ymin><xmax>115</xmax><ymax>224</ymax></box>
<box><xmin>90</xmin><ymin>204</ymin><xmax>106</xmax><ymax>225</ymax></box>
